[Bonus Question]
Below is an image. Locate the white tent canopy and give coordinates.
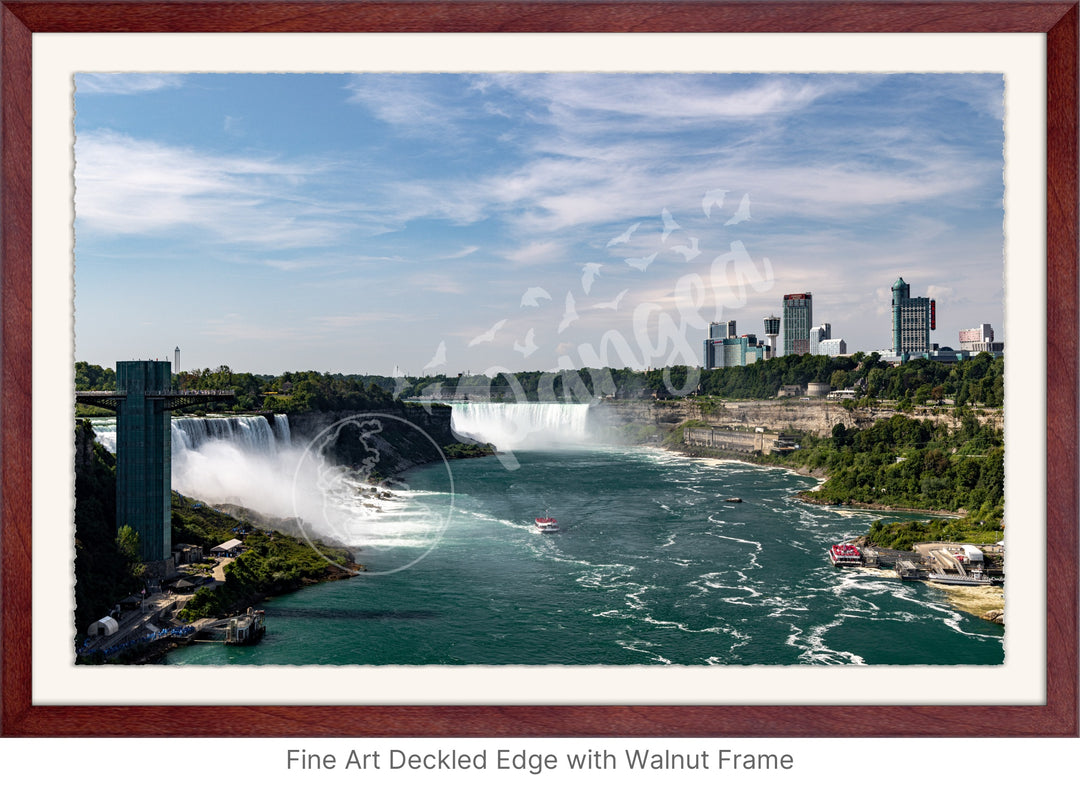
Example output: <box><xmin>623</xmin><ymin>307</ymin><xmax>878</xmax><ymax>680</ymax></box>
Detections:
<box><xmin>962</xmin><ymin>545</ymin><xmax>985</xmax><ymax>563</ymax></box>
<box><xmin>88</xmin><ymin>616</ymin><xmax>119</xmax><ymax>637</ymax></box>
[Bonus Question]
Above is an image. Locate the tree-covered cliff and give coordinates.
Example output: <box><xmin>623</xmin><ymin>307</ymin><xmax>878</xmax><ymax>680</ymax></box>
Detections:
<box><xmin>73</xmin><ymin>421</ymin><xmax>141</xmax><ymax>632</ymax></box>
<box><xmin>784</xmin><ymin>412</ymin><xmax>1004</xmax><ymax>520</ymax></box>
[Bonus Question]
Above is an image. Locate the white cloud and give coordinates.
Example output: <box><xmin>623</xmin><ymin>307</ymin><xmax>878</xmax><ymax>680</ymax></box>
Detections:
<box><xmin>442</xmin><ymin>246</ymin><xmax>480</xmax><ymax>260</ymax></box>
<box><xmin>503</xmin><ymin>240</ymin><xmax>566</xmax><ymax>267</ymax></box>
<box><xmin>74</xmin><ymin>130</ymin><xmax>354</xmax><ymax>248</ymax></box>
<box><xmin>344</xmin><ymin>75</ymin><xmax>475</xmax><ymax>137</ymax></box>
<box><xmin>481</xmin><ymin>74</ymin><xmax>849</xmax><ymax>126</ymax></box>
<box><xmin>76</xmin><ymin>73</ymin><xmax>185</xmax><ymax>95</ymax></box>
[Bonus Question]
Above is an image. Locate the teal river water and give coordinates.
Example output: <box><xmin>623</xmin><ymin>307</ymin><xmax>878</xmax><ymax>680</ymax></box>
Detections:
<box><xmin>164</xmin><ymin>445</ymin><xmax>1003</xmax><ymax>666</ymax></box>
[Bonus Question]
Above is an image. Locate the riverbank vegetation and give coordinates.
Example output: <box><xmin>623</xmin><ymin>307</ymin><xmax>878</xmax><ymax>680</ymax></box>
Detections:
<box><xmin>698</xmin><ymin>351</ymin><xmax>1003</xmax><ymax>407</ymax></box>
<box><xmin>670</xmin><ymin>418</ymin><xmax>1004</xmax><ymax>549</ymax></box>
<box><xmin>782</xmin><ymin>413</ymin><xmax>1003</xmax><ymax>517</ymax></box>
<box><xmin>73</xmin><ymin>421</ymin><xmax>141</xmax><ymax>632</ymax></box>
<box><xmin>442</xmin><ymin>442</ymin><xmax>497</xmax><ymax>459</ymax></box>
<box><xmin>865</xmin><ymin>517</ymin><xmax>1004</xmax><ymax>551</ymax></box>
<box><xmin>172</xmin><ymin>494</ymin><xmax>357</xmax><ymax>622</ymax></box>
<box><xmin>775</xmin><ymin>412</ymin><xmax>1004</xmax><ymax>549</ymax></box>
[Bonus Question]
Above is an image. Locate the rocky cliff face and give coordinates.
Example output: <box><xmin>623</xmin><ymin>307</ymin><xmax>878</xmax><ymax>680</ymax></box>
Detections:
<box><xmin>75</xmin><ymin>419</ymin><xmax>99</xmax><ymax>473</ymax></box>
<box><xmin>590</xmin><ymin>399</ymin><xmax>1002</xmax><ymax>439</ymax></box>
<box><xmin>288</xmin><ymin>403</ymin><xmax>461</xmax><ymax>479</ymax></box>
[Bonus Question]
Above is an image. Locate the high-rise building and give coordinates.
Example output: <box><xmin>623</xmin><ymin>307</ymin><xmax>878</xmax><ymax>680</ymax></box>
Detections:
<box><xmin>891</xmin><ymin>277</ymin><xmax>935</xmax><ymax>356</ymax></box>
<box><xmin>763</xmin><ymin>315</ymin><xmax>780</xmax><ymax>360</ymax></box>
<box><xmin>959</xmin><ymin>323</ymin><xmax>993</xmax><ymax>345</ymax></box>
<box><xmin>959</xmin><ymin>324</ymin><xmax>1003</xmax><ymax>353</ymax></box>
<box><xmin>809</xmin><ymin>323</ymin><xmax>831</xmax><ymax>355</ymax></box>
<box><xmin>783</xmin><ymin>293</ymin><xmax>813</xmax><ymax>356</ymax></box>
<box><xmin>703</xmin><ymin>333</ymin><xmax>765</xmax><ymax>370</ymax></box>
<box><xmin>174</xmin><ymin>346</ymin><xmax>181</xmax><ymax>374</ymax></box>
<box><xmin>708</xmin><ymin>321</ymin><xmax>737</xmax><ymax>340</ymax></box>
<box><xmin>819</xmin><ymin>338</ymin><xmax>848</xmax><ymax>356</ymax></box>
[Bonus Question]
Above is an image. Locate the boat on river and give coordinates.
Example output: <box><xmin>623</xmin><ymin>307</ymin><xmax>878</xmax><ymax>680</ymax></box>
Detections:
<box><xmin>535</xmin><ymin>515</ymin><xmax>560</xmax><ymax>533</ymax></box>
<box><xmin>926</xmin><ymin>573</ymin><xmax>997</xmax><ymax>587</ymax></box>
<box><xmin>828</xmin><ymin>543</ymin><xmax>863</xmax><ymax>567</ymax></box>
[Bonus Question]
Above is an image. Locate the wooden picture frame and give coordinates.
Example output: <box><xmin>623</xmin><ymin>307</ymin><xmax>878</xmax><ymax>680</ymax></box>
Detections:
<box><xmin>1</xmin><ymin>1</ymin><xmax>1076</xmax><ymax>737</ymax></box>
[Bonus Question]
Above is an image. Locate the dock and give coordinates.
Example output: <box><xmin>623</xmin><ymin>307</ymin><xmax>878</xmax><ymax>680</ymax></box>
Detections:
<box><xmin>195</xmin><ymin>608</ymin><xmax>266</xmax><ymax>645</ymax></box>
<box><xmin>833</xmin><ymin>542</ymin><xmax>1004</xmax><ymax>587</ymax></box>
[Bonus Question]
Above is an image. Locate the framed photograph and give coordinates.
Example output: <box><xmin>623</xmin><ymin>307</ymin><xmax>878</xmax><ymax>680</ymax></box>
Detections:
<box><xmin>2</xmin><ymin>1</ymin><xmax>1076</xmax><ymax>737</ymax></box>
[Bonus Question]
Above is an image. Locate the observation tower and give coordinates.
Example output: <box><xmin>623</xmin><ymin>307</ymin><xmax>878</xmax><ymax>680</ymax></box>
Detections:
<box><xmin>763</xmin><ymin>316</ymin><xmax>780</xmax><ymax>359</ymax></box>
<box><xmin>76</xmin><ymin>360</ymin><xmax>234</xmax><ymax>577</ymax></box>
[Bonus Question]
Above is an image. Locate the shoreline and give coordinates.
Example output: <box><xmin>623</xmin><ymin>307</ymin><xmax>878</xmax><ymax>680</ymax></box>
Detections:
<box><xmin>661</xmin><ymin>441</ymin><xmax>965</xmax><ymax>519</ymax></box>
<box><xmin>658</xmin><ymin>441</ymin><xmax>1003</xmax><ymax>624</ymax></box>
<box><xmin>103</xmin><ymin>495</ymin><xmax>365</xmax><ymax>666</ymax></box>
<box><xmin>125</xmin><ymin>565</ymin><xmax>361</xmax><ymax>665</ymax></box>
<box><xmin>793</xmin><ymin>492</ymin><xmax>964</xmax><ymax>519</ymax></box>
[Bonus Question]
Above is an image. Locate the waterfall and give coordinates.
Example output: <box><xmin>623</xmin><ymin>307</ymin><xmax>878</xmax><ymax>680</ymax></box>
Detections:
<box><xmin>172</xmin><ymin>415</ymin><xmax>281</xmax><ymax>453</ymax></box>
<box><xmin>88</xmin><ymin>414</ymin><xmax>289</xmax><ymax>456</ymax></box>
<box><xmin>88</xmin><ymin>418</ymin><xmax>118</xmax><ymax>453</ymax></box>
<box><xmin>88</xmin><ymin>414</ymin><xmax>299</xmax><ymax>518</ymax></box>
<box><xmin>450</xmin><ymin>402</ymin><xmax>592</xmax><ymax>450</ymax></box>
<box><xmin>273</xmin><ymin>414</ymin><xmax>291</xmax><ymax>445</ymax></box>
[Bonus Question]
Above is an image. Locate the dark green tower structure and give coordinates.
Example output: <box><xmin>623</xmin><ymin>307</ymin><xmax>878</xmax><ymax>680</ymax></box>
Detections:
<box><xmin>76</xmin><ymin>360</ymin><xmax>233</xmax><ymax>578</ymax></box>
<box><xmin>115</xmin><ymin>361</ymin><xmax>173</xmax><ymax>565</ymax></box>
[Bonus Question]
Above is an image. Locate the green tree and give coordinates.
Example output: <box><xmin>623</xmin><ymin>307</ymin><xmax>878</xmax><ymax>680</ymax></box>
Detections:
<box><xmin>115</xmin><ymin>524</ymin><xmax>145</xmax><ymax>577</ymax></box>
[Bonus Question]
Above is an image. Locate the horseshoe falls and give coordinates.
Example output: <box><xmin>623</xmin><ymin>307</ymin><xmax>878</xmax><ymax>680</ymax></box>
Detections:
<box><xmin>449</xmin><ymin>401</ymin><xmax>592</xmax><ymax>449</ymax></box>
<box><xmin>157</xmin><ymin>402</ymin><xmax>1004</xmax><ymax>668</ymax></box>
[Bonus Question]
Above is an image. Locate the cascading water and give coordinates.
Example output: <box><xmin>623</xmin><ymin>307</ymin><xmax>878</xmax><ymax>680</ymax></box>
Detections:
<box><xmin>168</xmin><ymin>415</ymin><xmax>306</xmax><ymax>523</ymax></box>
<box><xmin>88</xmin><ymin>414</ymin><xmax>290</xmax><ymax>456</ymax></box>
<box><xmin>449</xmin><ymin>402</ymin><xmax>593</xmax><ymax>450</ymax></box>
<box><xmin>172</xmin><ymin>415</ymin><xmax>283</xmax><ymax>453</ymax></box>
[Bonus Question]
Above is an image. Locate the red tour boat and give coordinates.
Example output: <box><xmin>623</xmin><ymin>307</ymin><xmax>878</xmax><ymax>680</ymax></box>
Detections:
<box><xmin>535</xmin><ymin>515</ymin><xmax>560</xmax><ymax>533</ymax></box>
<box><xmin>828</xmin><ymin>543</ymin><xmax>863</xmax><ymax>567</ymax></box>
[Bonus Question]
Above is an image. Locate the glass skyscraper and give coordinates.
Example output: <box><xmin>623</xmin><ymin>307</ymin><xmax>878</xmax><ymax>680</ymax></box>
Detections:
<box><xmin>891</xmin><ymin>276</ymin><xmax>935</xmax><ymax>355</ymax></box>
<box><xmin>782</xmin><ymin>293</ymin><xmax>813</xmax><ymax>356</ymax></box>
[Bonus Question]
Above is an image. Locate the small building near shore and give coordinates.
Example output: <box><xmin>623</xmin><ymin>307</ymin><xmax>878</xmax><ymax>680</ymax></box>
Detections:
<box><xmin>88</xmin><ymin>616</ymin><xmax>119</xmax><ymax>637</ymax></box>
<box><xmin>826</xmin><ymin>388</ymin><xmax>858</xmax><ymax>400</ymax></box>
<box><xmin>210</xmin><ymin>538</ymin><xmax>244</xmax><ymax>557</ymax></box>
<box><xmin>118</xmin><ymin>594</ymin><xmax>143</xmax><ymax>611</ymax></box>
<box><xmin>173</xmin><ymin>543</ymin><xmax>204</xmax><ymax>565</ymax></box>
<box><xmin>961</xmin><ymin>545</ymin><xmax>985</xmax><ymax>569</ymax></box>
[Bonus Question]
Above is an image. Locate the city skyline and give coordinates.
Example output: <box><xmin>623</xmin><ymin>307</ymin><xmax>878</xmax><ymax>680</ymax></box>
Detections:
<box><xmin>73</xmin><ymin>72</ymin><xmax>1005</xmax><ymax>376</ymax></box>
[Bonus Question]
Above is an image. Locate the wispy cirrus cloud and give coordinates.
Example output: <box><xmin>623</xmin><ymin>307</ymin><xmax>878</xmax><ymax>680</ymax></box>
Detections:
<box><xmin>479</xmin><ymin>73</ymin><xmax>846</xmax><ymax>124</ymax></box>
<box><xmin>76</xmin><ymin>73</ymin><xmax>185</xmax><ymax>95</ymax></box>
<box><xmin>75</xmin><ymin>130</ymin><xmax>354</xmax><ymax>248</ymax></box>
<box><xmin>441</xmin><ymin>245</ymin><xmax>480</xmax><ymax>260</ymax></box>
<box><xmin>344</xmin><ymin>74</ymin><xmax>482</xmax><ymax>136</ymax></box>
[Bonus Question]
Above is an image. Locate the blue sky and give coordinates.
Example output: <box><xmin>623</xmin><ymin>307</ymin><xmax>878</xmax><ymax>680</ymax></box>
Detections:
<box><xmin>73</xmin><ymin>72</ymin><xmax>1004</xmax><ymax>376</ymax></box>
